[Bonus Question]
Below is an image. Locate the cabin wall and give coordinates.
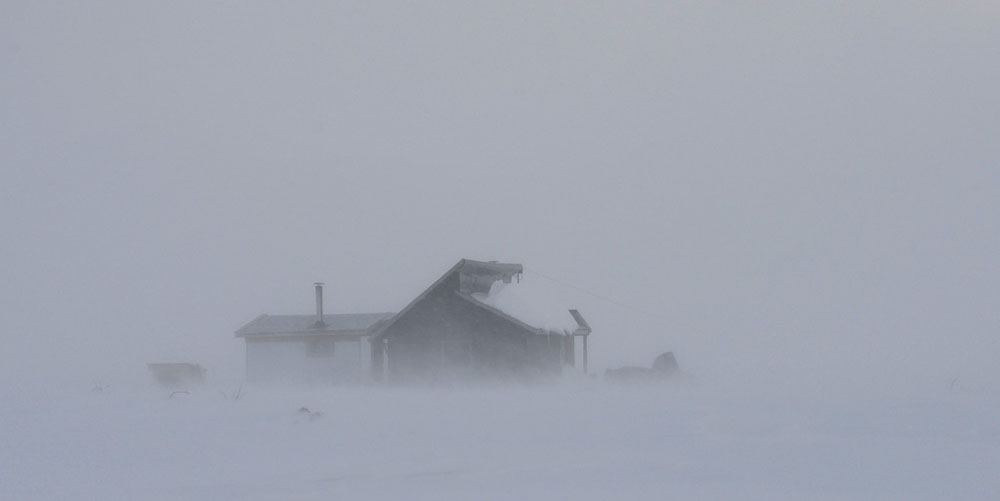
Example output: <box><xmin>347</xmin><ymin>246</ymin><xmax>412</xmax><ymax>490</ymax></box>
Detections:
<box><xmin>246</xmin><ymin>337</ymin><xmax>369</xmax><ymax>384</ymax></box>
<box><xmin>380</xmin><ymin>286</ymin><xmax>564</xmax><ymax>383</ymax></box>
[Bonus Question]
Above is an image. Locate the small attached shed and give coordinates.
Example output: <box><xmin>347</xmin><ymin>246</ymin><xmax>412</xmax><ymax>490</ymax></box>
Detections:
<box><xmin>235</xmin><ymin>284</ymin><xmax>393</xmax><ymax>384</ymax></box>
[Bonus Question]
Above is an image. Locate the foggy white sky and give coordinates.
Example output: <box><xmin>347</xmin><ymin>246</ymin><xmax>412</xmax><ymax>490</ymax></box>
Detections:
<box><xmin>2</xmin><ymin>1</ymin><xmax>998</xmax><ymax>392</ymax></box>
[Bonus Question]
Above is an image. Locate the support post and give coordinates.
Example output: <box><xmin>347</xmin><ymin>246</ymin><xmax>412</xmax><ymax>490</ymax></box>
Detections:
<box><xmin>371</xmin><ymin>338</ymin><xmax>384</xmax><ymax>382</ymax></box>
<box><xmin>568</xmin><ymin>310</ymin><xmax>591</xmax><ymax>376</ymax></box>
<box><xmin>314</xmin><ymin>283</ymin><xmax>325</xmax><ymax>326</ymax></box>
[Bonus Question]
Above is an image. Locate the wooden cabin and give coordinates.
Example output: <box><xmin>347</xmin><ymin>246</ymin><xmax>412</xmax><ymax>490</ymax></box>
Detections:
<box><xmin>368</xmin><ymin>259</ymin><xmax>591</xmax><ymax>383</ymax></box>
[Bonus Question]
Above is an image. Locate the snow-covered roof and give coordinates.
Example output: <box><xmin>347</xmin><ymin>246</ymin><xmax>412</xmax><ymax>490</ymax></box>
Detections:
<box><xmin>470</xmin><ymin>279</ymin><xmax>581</xmax><ymax>333</ymax></box>
<box><xmin>369</xmin><ymin>258</ymin><xmax>591</xmax><ymax>339</ymax></box>
<box><xmin>235</xmin><ymin>313</ymin><xmax>394</xmax><ymax>337</ymax></box>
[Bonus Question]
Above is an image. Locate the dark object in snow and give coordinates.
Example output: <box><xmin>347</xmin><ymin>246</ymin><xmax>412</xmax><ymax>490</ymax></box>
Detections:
<box><xmin>652</xmin><ymin>352</ymin><xmax>679</xmax><ymax>376</ymax></box>
<box><xmin>147</xmin><ymin>363</ymin><xmax>206</xmax><ymax>388</ymax></box>
<box><xmin>298</xmin><ymin>407</ymin><xmax>323</xmax><ymax>421</ymax></box>
<box><xmin>605</xmin><ymin>351</ymin><xmax>680</xmax><ymax>382</ymax></box>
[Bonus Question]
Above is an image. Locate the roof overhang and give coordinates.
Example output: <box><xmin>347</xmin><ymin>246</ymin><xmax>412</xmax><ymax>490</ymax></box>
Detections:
<box><xmin>569</xmin><ymin>309</ymin><xmax>592</xmax><ymax>336</ymax></box>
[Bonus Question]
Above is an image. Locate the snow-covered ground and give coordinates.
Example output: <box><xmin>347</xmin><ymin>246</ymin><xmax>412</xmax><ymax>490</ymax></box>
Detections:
<box><xmin>3</xmin><ymin>380</ymin><xmax>998</xmax><ymax>500</ymax></box>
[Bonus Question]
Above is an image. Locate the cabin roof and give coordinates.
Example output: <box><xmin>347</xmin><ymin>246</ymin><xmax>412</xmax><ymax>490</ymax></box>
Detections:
<box><xmin>454</xmin><ymin>290</ymin><xmax>543</xmax><ymax>335</ymax></box>
<box><xmin>369</xmin><ymin>259</ymin><xmax>522</xmax><ymax>339</ymax></box>
<box><xmin>235</xmin><ymin>312</ymin><xmax>395</xmax><ymax>337</ymax></box>
<box><xmin>368</xmin><ymin>258</ymin><xmax>595</xmax><ymax>340</ymax></box>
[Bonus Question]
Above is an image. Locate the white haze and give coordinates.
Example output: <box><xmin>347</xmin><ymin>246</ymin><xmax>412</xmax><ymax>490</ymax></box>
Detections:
<box><xmin>2</xmin><ymin>1</ymin><xmax>999</xmax><ymax>499</ymax></box>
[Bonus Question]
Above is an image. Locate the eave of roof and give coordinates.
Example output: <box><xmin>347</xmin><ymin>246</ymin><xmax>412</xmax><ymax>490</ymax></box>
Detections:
<box><xmin>235</xmin><ymin>312</ymin><xmax>395</xmax><ymax>337</ymax></box>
